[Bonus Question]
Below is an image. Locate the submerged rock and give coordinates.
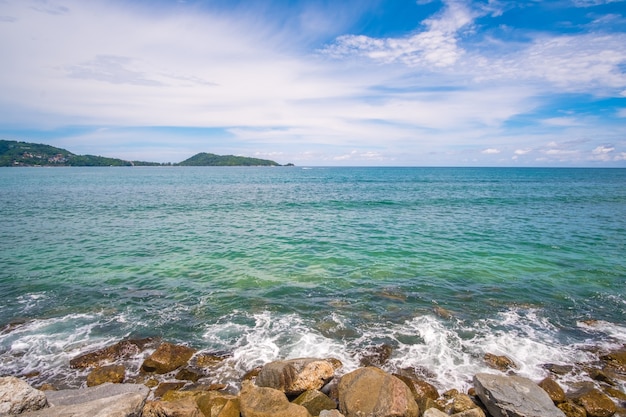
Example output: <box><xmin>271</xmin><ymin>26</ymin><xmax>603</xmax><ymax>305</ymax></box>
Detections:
<box><xmin>473</xmin><ymin>373</ymin><xmax>566</xmax><ymax>417</ymax></box>
<box><xmin>141</xmin><ymin>342</ymin><xmax>196</xmax><ymax>374</ymax></box>
<box><xmin>359</xmin><ymin>344</ymin><xmax>394</xmax><ymax>367</ymax></box>
<box><xmin>338</xmin><ymin>367</ymin><xmax>419</xmax><ymax>417</ymax></box>
<box><xmin>255</xmin><ymin>358</ymin><xmax>338</xmax><ymax>396</ymax></box>
<box><xmin>0</xmin><ymin>376</ymin><xmax>48</xmax><ymax>415</ymax></box>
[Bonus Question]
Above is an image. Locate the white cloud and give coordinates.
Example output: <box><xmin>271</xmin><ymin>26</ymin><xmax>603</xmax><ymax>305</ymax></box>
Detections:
<box><xmin>590</xmin><ymin>145</ymin><xmax>616</xmax><ymax>161</ymax></box>
<box><xmin>482</xmin><ymin>148</ymin><xmax>501</xmax><ymax>154</ymax></box>
<box><xmin>514</xmin><ymin>148</ymin><xmax>532</xmax><ymax>155</ymax></box>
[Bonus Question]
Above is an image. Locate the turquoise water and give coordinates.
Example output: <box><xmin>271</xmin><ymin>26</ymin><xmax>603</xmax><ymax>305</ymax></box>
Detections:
<box><xmin>1</xmin><ymin>167</ymin><xmax>625</xmax><ymax>390</ymax></box>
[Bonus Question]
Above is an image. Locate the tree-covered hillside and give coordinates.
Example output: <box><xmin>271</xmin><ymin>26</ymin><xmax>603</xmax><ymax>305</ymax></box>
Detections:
<box><xmin>0</xmin><ymin>140</ymin><xmax>133</xmax><ymax>167</ymax></box>
<box><xmin>178</xmin><ymin>152</ymin><xmax>280</xmax><ymax>166</ymax></box>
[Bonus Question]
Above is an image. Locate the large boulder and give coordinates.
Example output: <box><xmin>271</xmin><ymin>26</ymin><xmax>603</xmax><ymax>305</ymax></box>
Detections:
<box><xmin>143</xmin><ymin>398</ymin><xmax>203</xmax><ymax>417</ymax></box>
<box><xmin>141</xmin><ymin>342</ymin><xmax>196</xmax><ymax>374</ymax></box>
<box><xmin>473</xmin><ymin>373</ymin><xmax>566</xmax><ymax>417</ymax></box>
<box><xmin>70</xmin><ymin>338</ymin><xmax>156</xmax><ymax>369</ymax></box>
<box><xmin>568</xmin><ymin>384</ymin><xmax>617</xmax><ymax>417</ymax></box>
<box><xmin>338</xmin><ymin>367</ymin><xmax>419</xmax><ymax>417</ymax></box>
<box><xmin>239</xmin><ymin>380</ymin><xmax>311</xmax><ymax>417</ymax></box>
<box><xmin>538</xmin><ymin>377</ymin><xmax>566</xmax><ymax>404</ymax></box>
<box><xmin>0</xmin><ymin>377</ymin><xmax>48</xmax><ymax>415</ymax></box>
<box><xmin>86</xmin><ymin>364</ymin><xmax>126</xmax><ymax>387</ymax></box>
<box><xmin>255</xmin><ymin>358</ymin><xmax>338</xmax><ymax>396</ymax></box>
<box><xmin>196</xmin><ymin>392</ymin><xmax>240</xmax><ymax>417</ymax></box>
<box><xmin>20</xmin><ymin>383</ymin><xmax>149</xmax><ymax>417</ymax></box>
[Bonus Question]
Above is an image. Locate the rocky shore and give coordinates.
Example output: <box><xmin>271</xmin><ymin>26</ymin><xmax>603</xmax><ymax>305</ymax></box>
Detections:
<box><xmin>1</xmin><ymin>338</ymin><xmax>625</xmax><ymax>417</ymax></box>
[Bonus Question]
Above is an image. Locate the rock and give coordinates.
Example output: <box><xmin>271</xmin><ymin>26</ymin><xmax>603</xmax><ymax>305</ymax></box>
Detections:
<box><xmin>20</xmin><ymin>383</ymin><xmax>149</xmax><ymax>417</ymax></box>
<box><xmin>175</xmin><ymin>367</ymin><xmax>204</xmax><ymax>382</ymax></box>
<box><xmin>320</xmin><ymin>410</ymin><xmax>345</xmax><ymax>417</ymax></box>
<box><xmin>142</xmin><ymin>342</ymin><xmax>196</xmax><ymax>374</ymax></box>
<box><xmin>255</xmin><ymin>358</ymin><xmax>337</xmax><ymax>396</ymax></box>
<box><xmin>293</xmin><ymin>390</ymin><xmax>337</xmax><ymax>416</ymax></box>
<box><xmin>143</xmin><ymin>398</ymin><xmax>203</xmax><ymax>417</ymax></box>
<box><xmin>539</xmin><ymin>377</ymin><xmax>566</xmax><ymax>404</ymax></box>
<box><xmin>393</xmin><ymin>373</ymin><xmax>439</xmax><ymax>414</ymax></box>
<box><xmin>453</xmin><ymin>409</ymin><xmax>486</xmax><ymax>417</ymax></box>
<box><xmin>87</xmin><ymin>364</ymin><xmax>126</xmax><ymax>387</ymax></box>
<box><xmin>604</xmin><ymin>387</ymin><xmax>626</xmax><ymax>402</ymax></box>
<box><xmin>543</xmin><ymin>364</ymin><xmax>574</xmax><ymax>375</ymax></box>
<box><xmin>449</xmin><ymin>393</ymin><xmax>479</xmax><ymax>414</ymax></box>
<box><xmin>423</xmin><ymin>409</ymin><xmax>448</xmax><ymax>417</ymax></box>
<box><xmin>359</xmin><ymin>344</ymin><xmax>393</xmax><ymax>367</ymax></box>
<box><xmin>433</xmin><ymin>306</ymin><xmax>454</xmax><ymax>320</ymax></box>
<box><xmin>154</xmin><ymin>382</ymin><xmax>186</xmax><ymax>398</ymax></box>
<box><xmin>195</xmin><ymin>353</ymin><xmax>228</xmax><ymax>368</ymax></box>
<box><xmin>589</xmin><ymin>368</ymin><xmax>616</xmax><ymax>386</ymax></box>
<box><xmin>195</xmin><ymin>392</ymin><xmax>240</xmax><ymax>417</ymax></box>
<box><xmin>473</xmin><ymin>373</ymin><xmax>566</xmax><ymax>417</ymax></box>
<box><xmin>569</xmin><ymin>385</ymin><xmax>617</xmax><ymax>417</ymax></box>
<box><xmin>338</xmin><ymin>367</ymin><xmax>419</xmax><ymax>417</ymax></box>
<box><xmin>558</xmin><ymin>401</ymin><xmax>587</xmax><ymax>417</ymax></box>
<box><xmin>0</xmin><ymin>377</ymin><xmax>48</xmax><ymax>415</ymax></box>
<box><xmin>601</xmin><ymin>349</ymin><xmax>626</xmax><ymax>371</ymax></box>
<box><xmin>70</xmin><ymin>338</ymin><xmax>156</xmax><ymax>369</ymax></box>
<box><xmin>239</xmin><ymin>380</ymin><xmax>311</xmax><ymax>417</ymax></box>
<box><xmin>484</xmin><ymin>353</ymin><xmax>517</xmax><ymax>371</ymax></box>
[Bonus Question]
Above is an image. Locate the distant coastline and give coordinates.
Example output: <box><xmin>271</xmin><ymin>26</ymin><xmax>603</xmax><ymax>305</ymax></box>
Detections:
<box><xmin>0</xmin><ymin>139</ymin><xmax>293</xmax><ymax>167</ymax></box>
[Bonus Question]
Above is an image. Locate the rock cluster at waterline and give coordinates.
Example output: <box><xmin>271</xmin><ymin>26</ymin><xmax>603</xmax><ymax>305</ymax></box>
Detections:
<box><xmin>0</xmin><ymin>339</ymin><xmax>625</xmax><ymax>417</ymax></box>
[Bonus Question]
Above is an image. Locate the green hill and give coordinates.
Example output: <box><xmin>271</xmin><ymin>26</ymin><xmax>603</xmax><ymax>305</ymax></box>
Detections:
<box><xmin>178</xmin><ymin>152</ymin><xmax>280</xmax><ymax>166</ymax></box>
<box><xmin>0</xmin><ymin>140</ymin><xmax>289</xmax><ymax>167</ymax></box>
<box><xmin>0</xmin><ymin>140</ymin><xmax>132</xmax><ymax>167</ymax></box>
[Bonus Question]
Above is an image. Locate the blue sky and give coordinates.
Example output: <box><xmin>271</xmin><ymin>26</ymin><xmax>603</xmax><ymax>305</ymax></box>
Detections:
<box><xmin>1</xmin><ymin>0</ymin><xmax>625</xmax><ymax>166</ymax></box>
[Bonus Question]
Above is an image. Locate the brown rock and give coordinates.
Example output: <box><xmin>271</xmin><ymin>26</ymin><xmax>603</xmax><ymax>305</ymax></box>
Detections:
<box><xmin>543</xmin><ymin>364</ymin><xmax>574</xmax><ymax>375</ymax></box>
<box><xmin>239</xmin><ymin>380</ymin><xmax>311</xmax><ymax>417</ymax></box>
<box><xmin>293</xmin><ymin>390</ymin><xmax>337</xmax><ymax>416</ymax></box>
<box><xmin>423</xmin><ymin>409</ymin><xmax>448</xmax><ymax>417</ymax></box>
<box><xmin>70</xmin><ymin>337</ymin><xmax>155</xmax><ymax>369</ymax></box>
<box><xmin>154</xmin><ymin>381</ymin><xmax>186</xmax><ymax>398</ymax></box>
<box><xmin>449</xmin><ymin>393</ymin><xmax>478</xmax><ymax>414</ymax></box>
<box><xmin>604</xmin><ymin>387</ymin><xmax>626</xmax><ymax>401</ymax></box>
<box><xmin>338</xmin><ymin>367</ymin><xmax>419</xmax><ymax>417</ymax></box>
<box><xmin>142</xmin><ymin>342</ymin><xmax>196</xmax><ymax>374</ymax></box>
<box><xmin>142</xmin><ymin>398</ymin><xmax>203</xmax><ymax>417</ymax></box>
<box><xmin>558</xmin><ymin>401</ymin><xmax>587</xmax><ymax>417</ymax></box>
<box><xmin>433</xmin><ymin>306</ymin><xmax>453</xmax><ymax>320</ymax></box>
<box><xmin>570</xmin><ymin>385</ymin><xmax>617</xmax><ymax>417</ymax></box>
<box><xmin>86</xmin><ymin>364</ymin><xmax>125</xmax><ymax>387</ymax></box>
<box><xmin>196</xmin><ymin>392</ymin><xmax>240</xmax><ymax>417</ymax></box>
<box><xmin>539</xmin><ymin>377</ymin><xmax>567</xmax><ymax>404</ymax></box>
<box><xmin>38</xmin><ymin>383</ymin><xmax>56</xmax><ymax>391</ymax></box>
<box><xmin>589</xmin><ymin>368</ymin><xmax>616</xmax><ymax>386</ymax></box>
<box><xmin>194</xmin><ymin>353</ymin><xmax>229</xmax><ymax>368</ymax></box>
<box><xmin>255</xmin><ymin>358</ymin><xmax>336</xmax><ymax>395</ymax></box>
<box><xmin>453</xmin><ymin>409</ymin><xmax>486</xmax><ymax>417</ymax></box>
<box><xmin>601</xmin><ymin>349</ymin><xmax>626</xmax><ymax>371</ymax></box>
<box><xmin>393</xmin><ymin>374</ymin><xmax>439</xmax><ymax>401</ymax></box>
<box><xmin>175</xmin><ymin>367</ymin><xmax>203</xmax><ymax>382</ymax></box>
<box><xmin>484</xmin><ymin>353</ymin><xmax>517</xmax><ymax>371</ymax></box>
<box><xmin>242</xmin><ymin>366</ymin><xmax>263</xmax><ymax>381</ymax></box>
<box><xmin>360</xmin><ymin>344</ymin><xmax>393</xmax><ymax>367</ymax></box>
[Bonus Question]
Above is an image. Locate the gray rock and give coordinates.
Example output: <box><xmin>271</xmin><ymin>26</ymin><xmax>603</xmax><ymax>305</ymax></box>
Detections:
<box><xmin>0</xmin><ymin>377</ymin><xmax>48</xmax><ymax>415</ymax></box>
<box><xmin>19</xmin><ymin>383</ymin><xmax>149</xmax><ymax>417</ymax></box>
<box><xmin>423</xmin><ymin>409</ymin><xmax>448</xmax><ymax>417</ymax></box>
<box><xmin>320</xmin><ymin>410</ymin><xmax>345</xmax><ymax>417</ymax></box>
<box><xmin>473</xmin><ymin>373</ymin><xmax>566</xmax><ymax>417</ymax></box>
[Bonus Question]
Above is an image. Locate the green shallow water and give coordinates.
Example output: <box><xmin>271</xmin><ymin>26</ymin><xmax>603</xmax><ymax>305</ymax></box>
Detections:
<box><xmin>1</xmin><ymin>166</ymin><xmax>625</xmax><ymax>389</ymax></box>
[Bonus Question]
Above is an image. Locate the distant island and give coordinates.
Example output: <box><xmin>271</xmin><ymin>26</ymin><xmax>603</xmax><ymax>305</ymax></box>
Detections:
<box><xmin>0</xmin><ymin>140</ymin><xmax>292</xmax><ymax>167</ymax></box>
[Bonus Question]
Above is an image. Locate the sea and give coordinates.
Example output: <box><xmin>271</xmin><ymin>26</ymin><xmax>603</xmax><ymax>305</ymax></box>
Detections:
<box><xmin>1</xmin><ymin>166</ymin><xmax>625</xmax><ymax>392</ymax></box>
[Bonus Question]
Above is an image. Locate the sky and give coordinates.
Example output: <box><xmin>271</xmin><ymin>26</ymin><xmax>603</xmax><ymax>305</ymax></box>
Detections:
<box><xmin>1</xmin><ymin>0</ymin><xmax>625</xmax><ymax>166</ymax></box>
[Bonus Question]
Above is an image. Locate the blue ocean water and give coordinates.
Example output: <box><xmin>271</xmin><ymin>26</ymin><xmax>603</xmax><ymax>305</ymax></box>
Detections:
<box><xmin>1</xmin><ymin>167</ymin><xmax>625</xmax><ymax>390</ymax></box>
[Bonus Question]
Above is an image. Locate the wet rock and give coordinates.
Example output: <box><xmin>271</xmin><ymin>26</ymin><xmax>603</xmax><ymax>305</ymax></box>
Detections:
<box><xmin>255</xmin><ymin>358</ymin><xmax>337</xmax><ymax>396</ymax></box>
<box><xmin>0</xmin><ymin>376</ymin><xmax>48</xmax><ymax>415</ymax></box>
<box><xmin>543</xmin><ymin>364</ymin><xmax>574</xmax><ymax>375</ymax></box>
<box><xmin>601</xmin><ymin>349</ymin><xmax>626</xmax><ymax>372</ymax></box>
<box><xmin>359</xmin><ymin>344</ymin><xmax>393</xmax><ymax>367</ymax></box>
<box><xmin>141</xmin><ymin>342</ymin><xmax>196</xmax><ymax>374</ymax></box>
<box><xmin>21</xmin><ymin>383</ymin><xmax>149</xmax><ymax>417</ymax></box>
<box><xmin>154</xmin><ymin>382</ymin><xmax>186</xmax><ymax>398</ymax></box>
<box><xmin>604</xmin><ymin>387</ymin><xmax>626</xmax><ymax>402</ymax></box>
<box><xmin>484</xmin><ymin>353</ymin><xmax>518</xmax><ymax>371</ymax></box>
<box><xmin>589</xmin><ymin>368</ymin><xmax>617</xmax><ymax>386</ymax></box>
<box><xmin>143</xmin><ymin>398</ymin><xmax>203</xmax><ymax>417</ymax></box>
<box><xmin>239</xmin><ymin>380</ymin><xmax>311</xmax><ymax>417</ymax></box>
<box><xmin>338</xmin><ymin>367</ymin><xmax>419</xmax><ymax>417</ymax></box>
<box><xmin>175</xmin><ymin>367</ymin><xmax>203</xmax><ymax>382</ymax></box>
<box><xmin>558</xmin><ymin>401</ymin><xmax>587</xmax><ymax>417</ymax></box>
<box><xmin>70</xmin><ymin>337</ymin><xmax>156</xmax><ymax>369</ymax></box>
<box><xmin>195</xmin><ymin>391</ymin><xmax>240</xmax><ymax>417</ymax></box>
<box><xmin>242</xmin><ymin>366</ymin><xmax>263</xmax><ymax>381</ymax></box>
<box><xmin>432</xmin><ymin>306</ymin><xmax>454</xmax><ymax>320</ymax></box>
<box><xmin>393</xmin><ymin>373</ymin><xmax>439</xmax><ymax>413</ymax></box>
<box><xmin>293</xmin><ymin>389</ymin><xmax>337</xmax><ymax>416</ymax></box>
<box><xmin>473</xmin><ymin>373</ymin><xmax>566</xmax><ymax>417</ymax></box>
<box><xmin>436</xmin><ymin>390</ymin><xmax>480</xmax><ymax>415</ymax></box>
<box><xmin>569</xmin><ymin>384</ymin><xmax>617</xmax><ymax>417</ymax></box>
<box><xmin>86</xmin><ymin>364</ymin><xmax>125</xmax><ymax>387</ymax></box>
<box><xmin>194</xmin><ymin>352</ymin><xmax>229</xmax><ymax>368</ymax></box>
<box><xmin>539</xmin><ymin>377</ymin><xmax>566</xmax><ymax>404</ymax></box>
